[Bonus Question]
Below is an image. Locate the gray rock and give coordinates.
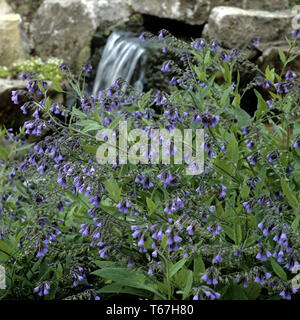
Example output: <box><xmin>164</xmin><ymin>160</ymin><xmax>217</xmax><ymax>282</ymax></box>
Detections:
<box><xmin>256</xmin><ymin>41</ymin><xmax>300</xmax><ymax>74</ymax></box>
<box><xmin>203</xmin><ymin>6</ymin><xmax>295</xmax><ymax>48</ymax></box>
<box><xmin>0</xmin><ymin>0</ymin><xmax>29</xmax><ymax>68</ymax></box>
<box><xmin>31</xmin><ymin>0</ymin><xmax>132</xmax><ymax>70</ymax></box>
<box><xmin>131</xmin><ymin>0</ymin><xmax>291</xmax><ymax>25</ymax></box>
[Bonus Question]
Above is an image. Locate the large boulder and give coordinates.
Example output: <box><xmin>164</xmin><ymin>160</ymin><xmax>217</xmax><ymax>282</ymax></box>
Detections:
<box><xmin>202</xmin><ymin>6</ymin><xmax>295</xmax><ymax>48</ymax></box>
<box><xmin>31</xmin><ymin>0</ymin><xmax>132</xmax><ymax>71</ymax></box>
<box><xmin>131</xmin><ymin>0</ymin><xmax>290</xmax><ymax>25</ymax></box>
<box><xmin>0</xmin><ymin>0</ymin><xmax>29</xmax><ymax>68</ymax></box>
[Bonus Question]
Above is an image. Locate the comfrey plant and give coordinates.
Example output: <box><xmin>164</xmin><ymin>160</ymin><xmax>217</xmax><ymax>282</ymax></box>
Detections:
<box><xmin>0</xmin><ymin>29</ymin><xmax>300</xmax><ymax>300</ymax></box>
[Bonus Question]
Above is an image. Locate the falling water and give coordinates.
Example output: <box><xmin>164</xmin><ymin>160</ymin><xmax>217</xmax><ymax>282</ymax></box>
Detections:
<box><xmin>92</xmin><ymin>31</ymin><xmax>147</xmax><ymax>96</ymax></box>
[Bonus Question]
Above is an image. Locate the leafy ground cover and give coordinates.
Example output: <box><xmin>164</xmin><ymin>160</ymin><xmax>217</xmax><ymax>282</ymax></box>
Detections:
<box><xmin>0</xmin><ymin>30</ymin><xmax>300</xmax><ymax>300</ymax></box>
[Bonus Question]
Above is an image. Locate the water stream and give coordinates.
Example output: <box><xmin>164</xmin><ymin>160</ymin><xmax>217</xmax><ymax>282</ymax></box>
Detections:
<box><xmin>92</xmin><ymin>31</ymin><xmax>147</xmax><ymax>96</ymax></box>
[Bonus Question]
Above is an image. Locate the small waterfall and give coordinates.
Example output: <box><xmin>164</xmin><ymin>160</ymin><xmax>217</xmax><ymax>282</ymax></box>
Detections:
<box><xmin>92</xmin><ymin>31</ymin><xmax>147</xmax><ymax>96</ymax></box>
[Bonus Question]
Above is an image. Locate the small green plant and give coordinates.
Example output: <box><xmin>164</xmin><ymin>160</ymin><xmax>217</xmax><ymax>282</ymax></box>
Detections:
<box><xmin>0</xmin><ymin>66</ymin><xmax>10</xmax><ymax>78</ymax></box>
<box><xmin>0</xmin><ymin>57</ymin><xmax>65</xmax><ymax>83</ymax></box>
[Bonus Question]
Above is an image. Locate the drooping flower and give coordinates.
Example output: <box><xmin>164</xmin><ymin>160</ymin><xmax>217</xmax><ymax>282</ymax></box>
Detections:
<box><xmin>34</xmin><ymin>283</ymin><xmax>51</xmax><ymax>296</ymax></box>
<box><xmin>242</xmin><ymin>201</ymin><xmax>253</xmax><ymax>213</ymax></box>
<box><xmin>135</xmin><ymin>175</ymin><xmax>154</xmax><ymax>189</ymax></box>
<box><xmin>285</xmin><ymin>71</ymin><xmax>297</xmax><ymax>81</ymax></box>
<box><xmin>267</xmin><ymin>151</ymin><xmax>279</xmax><ymax>164</ymax></box>
<box><xmin>256</xmin><ymin>248</ymin><xmax>272</xmax><ymax>261</ymax></box>
<box><xmin>82</xmin><ymin>64</ymin><xmax>92</xmax><ymax>73</ymax></box>
<box><xmin>154</xmin><ymin>91</ymin><xmax>167</xmax><ymax>105</ymax></box>
<box><xmin>201</xmin><ymin>111</ymin><xmax>219</xmax><ymax>127</ymax></box>
<box><xmin>294</xmin><ymin>137</ymin><xmax>300</xmax><ymax>149</ymax></box>
<box><xmin>218</xmin><ymin>185</ymin><xmax>227</xmax><ymax>198</ymax></box>
<box><xmin>212</xmin><ymin>253</ymin><xmax>223</xmax><ymax>263</ymax></box>
<box><xmin>59</xmin><ymin>63</ymin><xmax>68</xmax><ymax>72</ymax></box>
<box><xmin>280</xmin><ymin>288</ymin><xmax>297</xmax><ymax>300</ymax></box>
<box><xmin>139</xmin><ymin>32</ymin><xmax>147</xmax><ymax>42</ymax></box>
<box><xmin>161</xmin><ymin>60</ymin><xmax>173</xmax><ymax>72</ymax></box>
<box><xmin>247</xmin><ymin>152</ymin><xmax>260</xmax><ymax>165</ymax></box>
<box><xmin>186</xmin><ymin>224</ymin><xmax>194</xmax><ymax>236</ymax></box>
<box><xmin>191</xmin><ymin>38</ymin><xmax>205</xmax><ymax>50</ymax></box>
<box><xmin>116</xmin><ymin>199</ymin><xmax>131</xmax><ymax>213</ymax></box>
<box><xmin>201</xmin><ymin>272</ymin><xmax>218</xmax><ymax>285</ymax></box>
<box><xmin>158</xmin><ymin>29</ymin><xmax>167</xmax><ymax>41</ymax></box>
<box><xmin>11</xmin><ymin>91</ymin><xmax>20</xmax><ymax>104</ymax></box>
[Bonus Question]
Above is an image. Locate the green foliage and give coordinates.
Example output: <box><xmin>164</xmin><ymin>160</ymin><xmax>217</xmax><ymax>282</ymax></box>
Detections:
<box><xmin>0</xmin><ymin>66</ymin><xmax>10</xmax><ymax>78</ymax></box>
<box><xmin>0</xmin><ymin>30</ymin><xmax>300</xmax><ymax>301</ymax></box>
<box><xmin>0</xmin><ymin>57</ymin><xmax>65</xmax><ymax>82</ymax></box>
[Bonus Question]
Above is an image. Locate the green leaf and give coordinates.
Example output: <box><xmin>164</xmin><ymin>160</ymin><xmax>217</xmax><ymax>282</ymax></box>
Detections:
<box><xmin>223</xmin><ymin>62</ymin><xmax>231</xmax><ymax>84</ymax></box>
<box><xmin>291</xmin><ymin>213</ymin><xmax>300</xmax><ymax>230</ymax></box>
<box><xmin>222</xmin><ymin>284</ymin><xmax>248</xmax><ymax>300</ymax></box>
<box><xmin>93</xmin><ymin>261</ymin><xmax>120</xmax><ymax>268</ymax></box>
<box><xmin>37</xmin><ymin>80</ymin><xmax>46</xmax><ymax>93</ymax></box>
<box><xmin>235</xmin><ymin>107</ymin><xmax>251</xmax><ymax>127</ymax></box>
<box><xmin>280</xmin><ymin>177</ymin><xmax>299</xmax><ymax>209</ymax></box>
<box><xmin>76</xmin><ymin>119</ymin><xmax>103</xmax><ymax>132</ymax></box>
<box><xmin>193</xmin><ymin>254</ymin><xmax>205</xmax><ymax>276</ymax></box>
<box><xmin>15</xmin><ymin>143</ymin><xmax>35</xmax><ymax>152</ymax></box>
<box><xmin>204</xmin><ymin>51</ymin><xmax>211</xmax><ymax>66</ymax></box>
<box><xmin>265</xmin><ymin>66</ymin><xmax>275</xmax><ymax>83</ymax></box>
<box><xmin>92</xmin><ymin>267</ymin><xmax>166</xmax><ymax>299</ymax></box>
<box><xmin>278</xmin><ymin>49</ymin><xmax>286</xmax><ymax>65</ymax></box>
<box><xmin>244</xmin><ymin>283</ymin><xmax>261</xmax><ymax>300</ymax></box>
<box><xmin>270</xmin><ymin>258</ymin><xmax>287</xmax><ymax>281</ymax></box>
<box><xmin>190</xmin><ymin>51</ymin><xmax>203</xmax><ymax>63</ymax></box>
<box><xmin>146</xmin><ymin>197</ymin><xmax>156</xmax><ymax>215</ymax></box>
<box><xmin>99</xmin><ymin>283</ymin><xmax>152</xmax><ymax>298</ymax></box>
<box><xmin>234</xmin><ymin>220</ymin><xmax>242</xmax><ymax>245</ymax></box>
<box><xmin>170</xmin><ymin>258</ymin><xmax>187</xmax><ymax>278</ymax></box>
<box><xmin>69</xmin><ymin>80</ymin><xmax>81</xmax><ymax>95</ymax></box>
<box><xmin>254</xmin><ymin>89</ymin><xmax>268</xmax><ymax>120</ymax></box>
<box><xmin>81</xmin><ymin>143</ymin><xmax>98</xmax><ymax>155</ymax></box>
<box><xmin>105</xmin><ymin>178</ymin><xmax>122</xmax><ymax>203</ymax></box>
<box><xmin>56</xmin><ymin>264</ymin><xmax>63</xmax><ymax>279</ymax></box>
<box><xmin>109</xmin><ymin>115</ymin><xmax>125</xmax><ymax>130</ymax></box>
<box><xmin>0</xmin><ymin>240</ymin><xmax>12</xmax><ymax>262</ymax></box>
<box><xmin>286</xmin><ymin>55</ymin><xmax>297</xmax><ymax>64</ymax></box>
<box><xmin>72</xmin><ymin>106</ymin><xmax>88</xmax><ymax>119</ymax></box>
<box><xmin>183</xmin><ymin>270</ymin><xmax>193</xmax><ymax>300</ymax></box>
<box><xmin>222</xmin><ymin>225</ymin><xmax>235</xmax><ymax>242</ymax></box>
<box><xmin>241</xmin><ymin>185</ymin><xmax>250</xmax><ymax>200</ymax></box>
<box><xmin>243</xmin><ymin>234</ymin><xmax>259</xmax><ymax>248</ymax></box>
<box><xmin>0</xmin><ymin>146</ymin><xmax>8</xmax><ymax>161</ymax></box>
<box><xmin>227</xmin><ymin>134</ymin><xmax>239</xmax><ymax>164</ymax></box>
<box><xmin>232</xmin><ymin>93</ymin><xmax>240</xmax><ymax>107</ymax></box>
<box><xmin>51</xmin><ymin>80</ymin><xmax>64</xmax><ymax>92</ymax></box>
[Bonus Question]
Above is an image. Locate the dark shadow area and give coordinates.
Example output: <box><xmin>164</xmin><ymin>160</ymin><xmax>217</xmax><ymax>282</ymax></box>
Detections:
<box><xmin>142</xmin><ymin>14</ymin><xmax>204</xmax><ymax>40</ymax></box>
